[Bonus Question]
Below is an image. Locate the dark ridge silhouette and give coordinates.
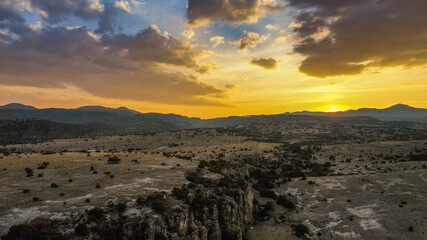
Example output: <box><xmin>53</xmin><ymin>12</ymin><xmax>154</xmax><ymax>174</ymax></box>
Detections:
<box><xmin>0</xmin><ymin>103</ymin><xmax>426</xmax><ymax>135</ymax></box>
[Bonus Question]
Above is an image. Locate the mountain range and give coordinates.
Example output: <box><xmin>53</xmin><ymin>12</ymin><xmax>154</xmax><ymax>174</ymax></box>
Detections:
<box><xmin>0</xmin><ymin>103</ymin><xmax>426</xmax><ymax>131</ymax></box>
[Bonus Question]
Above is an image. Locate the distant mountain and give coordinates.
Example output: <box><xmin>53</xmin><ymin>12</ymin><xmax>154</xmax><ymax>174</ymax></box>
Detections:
<box><xmin>0</xmin><ymin>103</ymin><xmax>426</xmax><ymax>135</ymax></box>
<box><xmin>286</xmin><ymin>104</ymin><xmax>427</xmax><ymax>123</ymax></box>
<box><xmin>0</xmin><ymin>103</ymin><xmax>38</xmax><ymax>110</ymax></box>
<box><xmin>0</xmin><ymin>119</ymin><xmax>101</xmax><ymax>145</ymax></box>
<box><xmin>76</xmin><ymin>106</ymin><xmax>141</xmax><ymax>115</ymax></box>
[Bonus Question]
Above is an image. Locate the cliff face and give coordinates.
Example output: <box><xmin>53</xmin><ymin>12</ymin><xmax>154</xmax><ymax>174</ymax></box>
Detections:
<box><xmin>55</xmin><ymin>167</ymin><xmax>256</xmax><ymax>240</ymax></box>
<box><xmin>2</xmin><ymin>144</ymin><xmax>322</xmax><ymax>240</ymax></box>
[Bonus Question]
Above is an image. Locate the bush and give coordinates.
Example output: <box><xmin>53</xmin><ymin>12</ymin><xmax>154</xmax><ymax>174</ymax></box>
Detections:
<box><xmin>277</xmin><ymin>195</ymin><xmax>296</xmax><ymax>209</ymax></box>
<box><xmin>107</xmin><ymin>156</ymin><xmax>121</xmax><ymax>164</ymax></box>
<box><xmin>25</xmin><ymin>168</ymin><xmax>33</xmax><ymax>177</ymax></box>
<box><xmin>145</xmin><ymin>192</ymin><xmax>166</xmax><ymax>214</ymax></box>
<box><xmin>293</xmin><ymin>224</ymin><xmax>310</xmax><ymax>238</ymax></box>
<box><xmin>151</xmin><ymin>199</ymin><xmax>166</xmax><ymax>214</ymax></box>
<box><xmin>87</xmin><ymin>207</ymin><xmax>104</xmax><ymax>222</ymax></box>
<box><xmin>2</xmin><ymin>218</ymin><xmax>62</xmax><ymax>240</ymax></box>
<box><xmin>50</xmin><ymin>183</ymin><xmax>59</xmax><ymax>188</ymax></box>
<box><xmin>256</xmin><ymin>177</ymin><xmax>275</xmax><ymax>189</ymax></box>
<box><xmin>116</xmin><ymin>203</ymin><xmax>127</xmax><ymax>213</ymax></box>
<box><xmin>197</xmin><ymin>160</ymin><xmax>228</xmax><ymax>173</ymax></box>
<box><xmin>260</xmin><ymin>189</ymin><xmax>277</xmax><ymax>200</ymax></box>
<box><xmin>74</xmin><ymin>224</ymin><xmax>88</xmax><ymax>236</ymax></box>
<box><xmin>154</xmin><ymin>232</ymin><xmax>167</xmax><ymax>240</ymax></box>
<box><xmin>172</xmin><ymin>187</ymin><xmax>188</xmax><ymax>201</ymax></box>
<box><xmin>263</xmin><ymin>201</ymin><xmax>275</xmax><ymax>211</ymax></box>
<box><xmin>255</xmin><ymin>210</ymin><xmax>270</xmax><ymax>221</ymax></box>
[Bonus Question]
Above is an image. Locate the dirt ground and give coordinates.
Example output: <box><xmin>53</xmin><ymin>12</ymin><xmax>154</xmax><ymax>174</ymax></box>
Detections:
<box><xmin>0</xmin><ymin>131</ymin><xmax>426</xmax><ymax>239</ymax></box>
<box><xmin>0</xmin><ymin>130</ymin><xmax>278</xmax><ymax>236</ymax></box>
<box><xmin>246</xmin><ymin>141</ymin><xmax>427</xmax><ymax>240</ymax></box>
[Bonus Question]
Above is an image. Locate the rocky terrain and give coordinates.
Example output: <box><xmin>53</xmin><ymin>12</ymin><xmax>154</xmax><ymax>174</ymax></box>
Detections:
<box><xmin>0</xmin><ymin>119</ymin><xmax>426</xmax><ymax>239</ymax></box>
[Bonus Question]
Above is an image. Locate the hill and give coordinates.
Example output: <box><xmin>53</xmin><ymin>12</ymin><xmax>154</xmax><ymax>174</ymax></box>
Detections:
<box><xmin>0</xmin><ymin>103</ymin><xmax>426</xmax><ymax>136</ymax></box>
<box><xmin>286</xmin><ymin>104</ymin><xmax>427</xmax><ymax>123</ymax></box>
<box><xmin>0</xmin><ymin>119</ymin><xmax>101</xmax><ymax>145</ymax></box>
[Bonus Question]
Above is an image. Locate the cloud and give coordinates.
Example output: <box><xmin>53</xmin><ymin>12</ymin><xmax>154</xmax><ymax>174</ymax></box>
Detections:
<box><xmin>112</xmin><ymin>0</ymin><xmax>131</xmax><ymax>13</ymax></box>
<box><xmin>182</xmin><ymin>29</ymin><xmax>195</xmax><ymax>40</ymax></box>
<box><xmin>0</xmin><ymin>0</ymin><xmax>142</xmax><ymax>35</ymax></box>
<box><xmin>29</xmin><ymin>0</ymin><xmax>104</xmax><ymax>23</ymax></box>
<box><xmin>0</xmin><ymin>30</ymin><xmax>13</xmax><ymax>43</ymax></box>
<box><xmin>230</xmin><ymin>32</ymin><xmax>269</xmax><ymax>51</ymax></box>
<box><xmin>265</xmin><ymin>24</ymin><xmax>279</xmax><ymax>30</ymax></box>
<box><xmin>287</xmin><ymin>0</ymin><xmax>427</xmax><ymax>78</ymax></box>
<box><xmin>250</xmin><ymin>58</ymin><xmax>277</xmax><ymax>69</ymax></box>
<box><xmin>273</xmin><ymin>36</ymin><xmax>287</xmax><ymax>45</ymax></box>
<box><xmin>186</xmin><ymin>0</ymin><xmax>285</xmax><ymax>27</ymax></box>
<box><xmin>194</xmin><ymin>61</ymin><xmax>218</xmax><ymax>74</ymax></box>
<box><xmin>279</xmin><ymin>29</ymin><xmax>286</xmax><ymax>34</ymax></box>
<box><xmin>102</xmin><ymin>25</ymin><xmax>210</xmax><ymax>70</ymax></box>
<box><xmin>210</xmin><ymin>35</ymin><xmax>225</xmax><ymax>47</ymax></box>
<box><xmin>95</xmin><ymin>1</ymin><xmax>134</xmax><ymax>34</ymax></box>
<box><xmin>0</xmin><ymin>24</ymin><xmax>227</xmax><ymax>106</ymax></box>
<box><xmin>0</xmin><ymin>0</ymin><xmax>27</xmax><ymax>22</ymax></box>
<box><xmin>225</xmin><ymin>83</ymin><xmax>238</xmax><ymax>90</ymax></box>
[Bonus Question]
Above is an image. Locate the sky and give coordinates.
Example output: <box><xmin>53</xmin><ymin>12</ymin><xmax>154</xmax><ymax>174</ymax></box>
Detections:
<box><xmin>0</xmin><ymin>0</ymin><xmax>426</xmax><ymax>118</ymax></box>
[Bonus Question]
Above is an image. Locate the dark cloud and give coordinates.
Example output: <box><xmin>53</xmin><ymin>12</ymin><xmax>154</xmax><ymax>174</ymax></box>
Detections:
<box><xmin>102</xmin><ymin>25</ymin><xmax>205</xmax><ymax>69</ymax></box>
<box><xmin>0</xmin><ymin>24</ymin><xmax>227</xmax><ymax>106</ymax></box>
<box><xmin>0</xmin><ymin>30</ymin><xmax>13</xmax><ymax>43</ymax></box>
<box><xmin>95</xmin><ymin>1</ymin><xmax>127</xmax><ymax>34</ymax></box>
<box><xmin>250</xmin><ymin>58</ymin><xmax>277</xmax><ymax>69</ymax></box>
<box><xmin>29</xmin><ymin>0</ymin><xmax>103</xmax><ymax>23</ymax></box>
<box><xmin>230</xmin><ymin>32</ymin><xmax>269</xmax><ymax>51</ymax></box>
<box><xmin>287</xmin><ymin>0</ymin><xmax>427</xmax><ymax>78</ymax></box>
<box><xmin>0</xmin><ymin>0</ymin><xmax>131</xmax><ymax>35</ymax></box>
<box><xmin>0</xmin><ymin>0</ymin><xmax>25</xmax><ymax>23</ymax></box>
<box><xmin>186</xmin><ymin>0</ymin><xmax>285</xmax><ymax>26</ymax></box>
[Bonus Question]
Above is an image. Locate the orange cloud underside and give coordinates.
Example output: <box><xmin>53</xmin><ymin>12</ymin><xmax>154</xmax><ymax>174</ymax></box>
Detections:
<box><xmin>1</xmin><ymin>64</ymin><xmax>426</xmax><ymax>119</ymax></box>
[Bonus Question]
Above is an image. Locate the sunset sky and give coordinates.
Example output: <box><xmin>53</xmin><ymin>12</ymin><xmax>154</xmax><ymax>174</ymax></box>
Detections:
<box><xmin>0</xmin><ymin>0</ymin><xmax>426</xmax><ymax>118</ymax></box>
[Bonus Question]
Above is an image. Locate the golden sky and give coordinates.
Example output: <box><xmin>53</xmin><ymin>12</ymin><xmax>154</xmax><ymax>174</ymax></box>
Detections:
<box><xmin>0</xmin><ymin>0</ymin><xmax>426</xmax><ymax>118</ymax></box>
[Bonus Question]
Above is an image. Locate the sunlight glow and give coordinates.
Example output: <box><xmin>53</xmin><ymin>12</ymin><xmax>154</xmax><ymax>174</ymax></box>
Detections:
<box><xmin>326</xmin><ymin>106</ymin><xmax>341</xmax><ymax>112</ymax></box>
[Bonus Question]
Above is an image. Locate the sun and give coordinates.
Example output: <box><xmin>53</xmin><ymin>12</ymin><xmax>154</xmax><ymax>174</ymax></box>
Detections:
<box><xmin>318</xmin><ymin>104</ymin><xmax>352</xmax><ymax>113</ymax></box>
<box><xmin>326</xmin><ymin>106</ymin><xmax>341</xmax><ymax>113</ymax></box>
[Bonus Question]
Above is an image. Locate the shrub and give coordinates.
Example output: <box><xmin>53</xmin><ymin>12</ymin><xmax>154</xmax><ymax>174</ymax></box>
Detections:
<box><xmin>154</xmin><ymin>232</ymin><xmax>167</xmax><ymax>240</ymax></box>
<box><xmin>25</xmin><ymin>168</ymin><xmax>34</xmax><ymax>177</ymax></box>
<box><xmin>260</xmin><ymin>189</ymin><xmax>277</xmax><ymax>200</ymax></box>
<box><xmin>151</xmin><ymin>199</ymin><xmax>166</xmax><ymax>214</ymax></box>
<box><xmin>50</xmin><ymin>183</ymin><xmax>59</xmax><ymax>188</ymax></box>
<box><xmin>23</xmin><ymin>189</ymin><xmax>30</xmax><ymax>193</ymax></box>
<box><xmin>172</xmin><ymin>187</ymin><xmax>188</xmax><ymax>201</ymax></box>
<box><xmin>263</xmin><ymin>201</ymin><xmax>275</xmax><ymax>211</ymax></box>
<box><xmin>258</xmin><ymin>178</ymin><xmax>275</xmax><ymax>189</ymax></box>
<box><xmin>255</xmin><ymin>209</ymin><xmax>270</xmax><ymax>221</ymax></box>
<box><xmin>197</xmin><ymin>160</ymin><xmax>228</xmax><ymax>173</ymax></box>
<box><xmin>2</xmin><ymin>218</ymin><xmax>62</xmax><ymax>240</ymax></box>
<box><xmin>87</xmin><ymin>208</ymin><xmax>104</xmax><ymax>222</ymax></box>
<box><xmin>190</xmin><ymin>195</ymin><xmax>216</xmax><ymax>219</ymax></box>
<box><xmin>74</xmin><ymin>224</ymin><xmax>88</xmax><ymax>236</ymax></box>
<box><xmin>116</xmin><ymin>203</ymin><xmax>127</xmax><ymax>213</ymax></box>
<box><xmin>277</xmin><ymin>195</ymin><xmax>296</xmax><ymax>209</ymax></box>
<box><xmin>107</xmin><ymin>156</ymin><xmax>121</xmax><ymax>164</ymax></box>
<box><xmin>293</xmin><ymin>224</ymin><xmax>310</xmax><ymax>238</ymax></box>
<box><xmin>145</xmin><ymin>192</ymin><xmax>166</xmax><ymax>214</ymax></box>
